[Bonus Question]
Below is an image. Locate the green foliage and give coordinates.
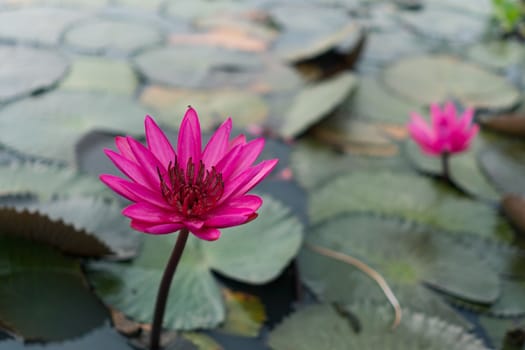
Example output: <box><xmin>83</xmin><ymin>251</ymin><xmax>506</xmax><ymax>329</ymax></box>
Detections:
<box><xmin>492</xmin><ymin>0</ymin><xmax>524</xmax><ymax>31</ymax></box>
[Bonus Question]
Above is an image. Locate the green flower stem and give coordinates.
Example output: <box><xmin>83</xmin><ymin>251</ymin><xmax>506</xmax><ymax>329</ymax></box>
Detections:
<box><xmin>150</xmin><ymin>229</ymin><xmax>189</xmax><ymax>350</ymax></box>
<box><xmin>441</xmin><ymin>152</ymin><xmax>450</xmax><ymax>183</ymax></box>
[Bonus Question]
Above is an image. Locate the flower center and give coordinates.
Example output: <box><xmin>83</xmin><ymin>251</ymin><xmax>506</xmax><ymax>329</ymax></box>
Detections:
<box><xmin>158</xmin><ymin>158</ymin><xmax>224</xmax><ymax>217</ymax></box>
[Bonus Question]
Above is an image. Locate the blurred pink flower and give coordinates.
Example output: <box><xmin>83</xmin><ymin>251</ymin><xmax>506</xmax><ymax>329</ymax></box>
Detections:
<box><xmin>100</xmin><ymin>107</ymin><xmax>278</xmax><ymax>241</ymax></box>
<box><xmin>407</xmin><ymin>102</ymin><xmax>479</xmax><ymax>156</ymax></box>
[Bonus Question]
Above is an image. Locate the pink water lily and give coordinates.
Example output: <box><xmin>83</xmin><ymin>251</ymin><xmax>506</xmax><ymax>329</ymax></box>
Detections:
<box><xmin>100</xmin><ymin>107</ymin><xmax>278</xmax><ymax>241</ymax></box>
<box><xmin>408</xmin><ymin>102</ymin><xmax>479</xmax><ymax>156</ymax></box>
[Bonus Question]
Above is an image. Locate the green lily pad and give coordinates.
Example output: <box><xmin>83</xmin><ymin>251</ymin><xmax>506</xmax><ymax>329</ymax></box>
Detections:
<box><xmin>0</xmin><ymin>161</ymin><xmax>107</xmax><ymax>200</ymax></box>
<box><xmin>299</xmin><ymin>215</ymin><xmax>499</xmax><ymax>326</ymax></box>
<box><xmin>479</xmin><ymin>144</ymin><xmax>525</xmax><ymax>196</ymax></box>
<box><xmin>449</xmin><ymin>279</ymin><xmax>525</xmax><ymax>317</ymax></box>
<box><xmin>60</xmin><ymin>57</ymin><xmax>138</xmax><ymax>95</ymax></box>
<box><xmin>425</xmin><ymin>0</ymin><xmax>492</xmax><ymax>17</ymax></box>
<box><xmin>382</xmin><ymin>55</ymin><xmax>521</xmax><ymax>111</ymax></box>
<box><xmin>133</xmin><ymin>46</ymin><xmax>262</xmax><ymax>89</ymax></box>
<box><xmin>405</xmin><ymin>140</ymin><xmax>500</xmax><ymax>201</ymax></box>
<box><xmin>64</xmin><ymin>18</ymin><xmax>163</xmax><ymax>54</ymax></box>
<box><xmin>0</xmin><ymin>46</ymin><xmax>68</xmax><ymax>104</ymax></box>
<box><xmin>140</xmin><ymin>86</ymin><xmax>268</xmax><ymax>132</ymax></box>
<box><xmin>0</xmin><ymin>8</ymin><xmax>85</xmax><ymax>45</ymax></box>
<box><xmin>112</xmin><ymin>0</ymin><xmax>164</xmax><ymax>11</ymax></box>
<box><xmin>0</xmin><ymin>325</ymin><xmax>134</xmax><ymax>350</ymax></box>
<box><xmin>339</xmin><ymin>77</ymin><xmax>424</xmax><ymax>124</ymax></box>
<box><xmin>87</xmin><ymin>195</ymin><xmax>303</xmax><ymax>329</ymax></box>
<box><xmin>0</xmin><ymin>91</ymin><xmax>147</xmax><ymax>164</ymax></box>
<box><xmin>309</xmin><ymin>171</ymin><xmax>512</xmax><ymax>241</ymax></box>
<box><xmin>268</xmin><ymin>303</ymin><xmax>488</xmax><ymax>350</ymax></box>
<box><xmin>22</xmin><ymin>197</ymin><xmax>141</xmax><ymax>259</ymax></box>
<box><xmin>164</xmin><ymin>0</ymin><xmax>252</xmax><ymax>22</ymax></box>
<box><xmin>269</xmin><ymin>5</ymin><xmax>363</xmax><ymax>62</ymax></box>
<box><xmin>467</xmin><ymin>40</ymin><xmax>525</xmax><ymax>71</ymax></box>
<box><xmin>0</xmin><ymin>236</ymin><xmax>108</xmax><ymax>341</ymax></box>
<box><xmin>280</xmin><ymin>72</ymin><xmax>358</xmax><ymax>138</ymax></box>
<box><xmin>290</xmin><ymin>139</ymin><xmax>408</xmax><ymax>190</ymax></box>
<box><xmin>397</xmin><ymin>5</ymin><xmax>487</xmax><ymax>44</ymax></box>
<box><xmin>479</xmin><ymin>316</ymin><xmax>525</xmax><ymax>350</ymax></box>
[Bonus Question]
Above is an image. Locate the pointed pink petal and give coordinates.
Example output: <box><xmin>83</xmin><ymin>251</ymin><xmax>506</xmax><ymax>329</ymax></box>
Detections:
<box><xmin>204</xmin><ymin>209</ymin><xmax>256</xmax><ymax>228</ymax></box>
<box><xmin>184</xmin><ymin>219</ymin><xmax>204</xmax><ymax>231</ymax></box>
<box><xmin>100</xmin><ymin>174</ymin><xmax>142</xmax><ymax>202</ymax></box>
<box><xmin>191</xmin><ymin>227</ymin><xmax>221</xmax><ymax>241</ymax></box>
<box><xmin>106</xmin><ymin>176</ymin><xmax>172</xmax><ymax>210</ymax></box>
<box><xmin>214</xmin><ymin>144</ymin><xmax>242</xmax><ymax>179</ymax></box>
<box><xmin>217</xmin><ymin>194</ymin><xmax>263</xmax><ymax>212</ymax></box>
<box><xmin>115</xmin><ymin>136</ymin><xmax>136</xmax><ymax>161</ymax></box>
<box><xmin>131</xmin><ymin>220</ymin><xmax>184</xmax><ymax>235</ymax></box>
<box><xmin>177</xmin><ymin>107</ymin><xmax>202</xmax><ymax>168</ymax></box>
<box><xmin>227</xmin><ymin>138</ymin><xmax>265</xmax><ymax>179</ymax></box>
<box><xmin>407</xmin><ymin>114</ymin><xmax>441</xmax><ymax>154</ymax></box>
<box><xmin>430</xmin><ymin>103</ymin><xmax>443</xmax><ymax>130</ymax></box>
<box><xmin>228</xmin><ymin>134</ymin><xmax>246</xmax><ymax>151</ymax></box>
<box><xmin>145</xmin><ymin>115</ymin><xmax>176</xmax><ymax>166</ymax></box>
<box><xmin>202</xmin><ymin>118</ymin><xmax>232</xmax><ymax>167</ymax></box>
<box><xmin>456</xmin><ymin>108</ymin><xmax>475</xmax><ymax>131</ymax></box>
<box><xmin>123</xmin><ymin>202</ymin><xmax>183</xmax><ymax>223</ymax></box>
<box><xmin>221</xmin><ymin>159</ymin><xmax>278</xmax><ymax>203</ymax></box>
<box><xmin>444</xmin><ymin>101</ymin><xmax>457</xmax><ymax>123</ymax></box>
<box><xmin>127</xmin><ymin>137</ymin><xmax>165</xmax><ymax>189</ymax></box>
<box><xmin>104</xmin><ymin>149</ymin><xmax>152</xmax><ymax>187</ymax></box>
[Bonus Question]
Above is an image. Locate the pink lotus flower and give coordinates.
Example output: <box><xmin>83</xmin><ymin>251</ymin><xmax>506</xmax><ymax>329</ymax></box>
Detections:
<box><xmin>100</xmin><ymin>107</ymin><xmax>278</xmax><ymax>241</ymax></box>
<box><xmin>407</xmin><ymin>102</ymin><xmax>479</xmax><ymax>156</ymax></box>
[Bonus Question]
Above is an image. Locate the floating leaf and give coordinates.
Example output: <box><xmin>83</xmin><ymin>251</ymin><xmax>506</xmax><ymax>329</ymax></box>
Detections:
<box><xmin>405</xmin><ymin>141</ymin><xmax>500</xmax><ymax>201</ymax></box>
<box><xmin>397</xmin><ymin>5</ymin><xmax>487</xmax><ymax>44</ymax></box>
<box><xmin>23</xmin><ymin>197</ymin><xmax>141</xmax><ymax>259</ymax></box>
<box><xmin>0</xmin><ymin>324</ymin><xmax>134</xmax><ymax>350</ymax></box>
<box><xmin>290</xmin><ymin>139</ymin><xmax>408</xmax><ymax>190</ymax></box>
<box><xmin>0</xmin><ymin>206</ymin><xmax>111</xmax><ymax>257</ymax></box>
<box><xmin>338</xmin><ymin>77</ymin><xmax>424</xmax><ymax>125</ymax></box>
<box><xmin>88</xmin><ymin>196</ymin><xmax>302</xmax><ymax>329</ymax></box>
<box><xmin>0</xmin><ymin>237</ymin><xmax>108</xmax><ymax>341</ymax></box>
<box><xmin>479</xmin><ymin>144</ymin><xmax>525</xmax><ymax>196</ymax></box>
<box><xmin>164</xmin><ymin>0</ymin><xmax>252</xmax><ymax>22</ymax></box>
<box><xmin>0</xmin><ymin>8</ymin><xmax>85</xmax><ymax>45</ymax></box>
<box><xmin>467</xmin><ymin>40</ymin><xmax>525</xmax><ymax>70</ymax></box>
<box><xmin>0</xmin><ymin>46</ymin><xmax>68</xmax><ymax>104</ymax></box>
<box><xmin>60</xmin><ymin>56</ymin><xmax>138</xmax><ymax>95</ymax></box>
<box><xmin>280</xmin><ymin>73</ymin><xmax>357</xmax><ymax>138</ymax></box>
<box><xmin>268</xmin><ymin>303</ymin><xmax>488</xmax><ymax>350</ymax></box>
<box><xmin>310</xmin><ymin>171</ymin><xmax>512</xmax><ymax>241</ymax></box>
<box><xmin>64</xmin><ymin>18</ymin><xmax>163</xmax><ymax>54</ymax></box>
<box><xmin>269</xmin><ymin>5</ymin><xmax>363</xmax><ymax>62</ymax></box>
<box><xmin>299</xmin><ymin>215</ymin><xmax>499</xmax><ymax>326</ymax></box>
<box><xmin>140</xmin><ymin>86</ymin><xmax>268</xmax><ymax>131</ymax></box>
<box><xmin>0</xmin><ymin>91</ymin><xmax>147</xmax><ymax>164</ymax></box>
<box><xmin>218</xmin><ymin>289</ymin><xmax>266</xmax><ymax>337</ymax></box>
<box><xmin>133</xmin><ymin>46</ymin><xmax>262</xmax><ymax>89</ymax></box>
<box><xmin>0</xmin><ymin>161</ymin><xmax>107</xmax><ymax>200</ymax></box>
<box><xmin>382</xmin><ymin>55</ymin><xmax>521</xmax><ymax>111</ymax></box>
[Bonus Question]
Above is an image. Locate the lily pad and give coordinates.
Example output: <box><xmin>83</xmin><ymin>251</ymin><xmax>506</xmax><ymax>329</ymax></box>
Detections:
<box><xmin>480</xmin><ymin>113</ymin><xmax>525</xmax><ymax>137</ymax></box>
<box><xmin>0</xmin><ymin>236</ymin><xmax>108</xmax><ymax>341</ymax></box>
<box><xmin>22</xmin><ymin>197</ymin><xmax>141</xmax><ymax>259</ymax></box>
<box><xmin>268</xmin><ymin>303</ymin><xmax>488</xmax><ymax>350</ymax></box>
<box><xmin>280</xmin><ymin>72</ymin><xmax>358</xmax><ymax>138</ymax></box>
<box><xmin>290</xmin><ymin>139</ymin><xmax>408</xmax><ymax>190</ymax></box>
<box><xmin>397</xmin><ymin>5</ymin><xmax>487</xmax><ymax>44</ymax></box>
<box><xmin>87</xmin><ymin>195</ymin><xmax>303</xmax><ymax>329</ymax></box>
<box><xmin>479</xmin><ymin>144</ymin><xmax>525</xmax><ymax>196</ymax></box>
<box><xmin>133</xmin><ymin>45</ymin><xmax>262</xmax><ymax>89</ymax></box>
<box><xmin>382</xmin><ymin>55</ymin><xmax>521</xmax><ymax>111</ymax></box>
<box><xmin>164</xmin><ymin>0</ymin><xmax>253</xmax><ymax>22</ymax></box>
<box><xmin>405</xmin><ymin>140</ymin><xmax>500</xmax><ymax>201</ymax></box>
<box><xmin>299</xmin><ymin>215</ymin><xmax>499</xmax><ymax>327</ymax></box>
<box><xmin>0</xmin><ymin>8</ymin><xmax>85</xmax><ymax>45</ymax></box>
<box><xmin>309</xmin><ymin>171</ymin><xmax>513</xmax><ymax>241</ymax></box>
<box><xmin>64</xmin><ymin>18</ymin><xmax>164</xmax><ymax>55</ymax></box>
<box><xmin>467</xmin><ymin>40</ymin><xmax>525</xmax><ymax>71</ymax></box>
<box><xmin>269</xmin><ymin>5</ymin><xmax>363</xmax><ymax>62</ymax></box>
<box><xmin>0</xmin><ymin>46</ymin><xmax>68</xmax><ymax>104</ymax></box>
<box><xmin>60</xmin><ymin>57</ymin><xmax>138</xmax><ymax>95</ymax></box>
<box><xmin>0</xmin><ymin>91</ymin><xmax>148</xmax><ymax>164</ymax></box>
<box><xmin>338</xmin><ymin>77</ymin><xmax>424</xmax><ymax>125</ymax></box>
<box><xmin>140</xmin><ymin>86</ymin><xmax>268</xmax><ymax>131</ymax></box>
<box><xmin>0</xmin><ymin>161</ymin><xmax>107</xmax><ymax>200</ymax></box>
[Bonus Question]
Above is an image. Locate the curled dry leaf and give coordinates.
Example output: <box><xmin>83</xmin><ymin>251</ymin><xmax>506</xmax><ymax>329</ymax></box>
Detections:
<box><xmin>480</xmin><ymin>114</ymin><xmax>525</xmax><ymax>137</ymax></box>
<box><xmin>502</xmin><ymin>194</ymin><xmax>525</xmax><ymax>236</ymax></box>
